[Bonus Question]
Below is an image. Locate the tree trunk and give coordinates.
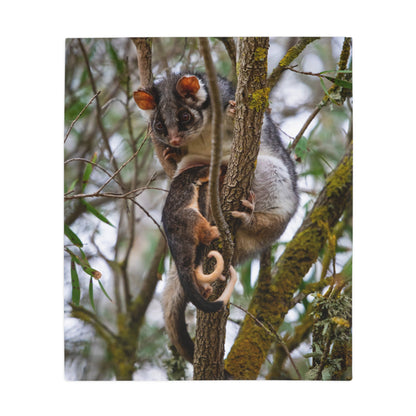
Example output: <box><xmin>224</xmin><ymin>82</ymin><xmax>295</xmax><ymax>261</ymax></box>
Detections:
<box><xmin>193</xmin><ymin>37</ymin><xmax>270</xmax><ymax>380</ymax></box>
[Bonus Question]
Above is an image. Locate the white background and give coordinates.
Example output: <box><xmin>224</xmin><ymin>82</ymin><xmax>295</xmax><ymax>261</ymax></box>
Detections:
<box><xmin>1</xmin><ymin>1</ymin><xmax>415</xmax><ymax>415</ymax></box>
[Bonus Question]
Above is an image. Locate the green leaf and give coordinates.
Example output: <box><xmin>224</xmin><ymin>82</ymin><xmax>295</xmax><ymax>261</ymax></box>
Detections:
<box><xmin>294</xmin><ymin>136</ymin><xmax>308</xmax><ymax>161</ymax></box>
<box><xmin>81</xmin><ymin>199</ymin><xmax>114</xmax><ymax>227</ymax></box>
<box><xmin>319</xmin><ymin>77</ymin><xmax>335</xmax><ymax>104</ymax></box>
<box><xmin>71</xmin><ymin>259</ymin><xmax>81</xmax><ymax>306</ymax></box>
<box><xmin>66</xmin><ymin>247</ymin><xmax>102</xmax><ymax>281</ymax></box>
<box><xmin>66</xmin><ymin>179</ymin><xmax>78</xmax><ymax>194</ymax></box>
<box><xmin>333</xmin><ymin>78</ymin><xmax>352</xmax><ymax>89</ymax></box>
<box><xmin>98</xmin><ymin>280</ymin><xmax>113</xmax><ymax>302</ymax></box>
<box><xmin>82</xmin><ymin>152</ymin><xmax>97</xmax><ymax>192</ymax></box>
<box><xmin>64</xmin><ymin>224</ymin><xmax>83</xmax><ymax>247</ymax></box>
<box><xmin>78</xmin><ymin>248</ymin><xmax>102</xmax><ymax>278</ymax></box>
<box><xmin>89</xmin><ymin>277</ymin><xmax>96</xmax><ymax>312</ymax></box>
<box><xmin>106</xmin><ymin>41</ymin><xmax>125</xmax><ymax>76</ymax></box>
<box><xmin>322</xmin><ymin>75</ymin><xmax>352</xmax><ymax>90</ymax></box>
<box><xmin>65</xmin><ymin>247</ymin><xmax>80</xmax><ymax>264</ymax></box>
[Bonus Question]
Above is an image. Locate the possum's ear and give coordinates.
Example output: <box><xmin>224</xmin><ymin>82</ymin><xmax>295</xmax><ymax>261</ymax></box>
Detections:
<box><xmin>176</xmin><ymin>75</ymin><xmax>201</xmax><ymax>97</ymax></box>
<box><xmin>176</xmin><ymin>75</ymin><xmax>207</xmax><ymax>105</ymax></box>
<box><xmin>133</xmin><ymin>89</ymin><xmax>156</xmax><ymax>110</ymax></box>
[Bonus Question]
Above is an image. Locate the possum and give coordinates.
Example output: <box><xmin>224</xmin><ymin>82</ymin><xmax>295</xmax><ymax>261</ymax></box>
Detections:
<box><xmin>134</xmin><ymin>72</ymin><xmax>298</xmax><ymax>362</ymax></box>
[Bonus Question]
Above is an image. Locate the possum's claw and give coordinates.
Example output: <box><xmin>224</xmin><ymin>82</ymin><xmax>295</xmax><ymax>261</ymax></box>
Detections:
<box><xmin>227</xmin><ymin>100</ymin><xmax>236</xmax><ymax>117</ymax></box>
<box><xmin>231</xmin><ymin>191</ymin><xmax>256</xmax><ymax>225</ymax></box>
<box><xmin>163</xmin><ymin>146</ymin><xmax>182</xmax><ymax>162</ymax></box>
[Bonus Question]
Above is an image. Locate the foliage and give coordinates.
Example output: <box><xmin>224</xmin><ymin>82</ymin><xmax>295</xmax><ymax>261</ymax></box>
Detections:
<box><xmin>64</xmin><ymin>37</ymin><xmax>352</xmax><ymax>380</ymax></box>
<box><xmin>306</xmin><ymin>284</ymin><xmax>352</xmax><ymax>380</ymax></box>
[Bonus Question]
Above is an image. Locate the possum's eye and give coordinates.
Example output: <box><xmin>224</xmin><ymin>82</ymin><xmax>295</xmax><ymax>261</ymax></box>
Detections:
<box><xmin>178</xmin><ymin>110</ymin><xmax>192</xmax><ymax>124</ymax></box>
<box><xmin>154</xmin><ymin>120</ymin><xmax>164</xmax><ymax>132</ymax></box>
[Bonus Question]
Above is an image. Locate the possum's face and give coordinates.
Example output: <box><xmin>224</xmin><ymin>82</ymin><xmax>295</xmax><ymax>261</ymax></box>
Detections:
<box><xmin>134</xmin><ymin>74</ymin><xmax>210</xmax><ymax>148</ymax></box>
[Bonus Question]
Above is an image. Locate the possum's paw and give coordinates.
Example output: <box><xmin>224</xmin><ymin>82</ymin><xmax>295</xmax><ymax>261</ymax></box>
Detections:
<box><xmin>231</xmin><ymin>191</ymin><xmax>255</xmax><ymax>225</ymax></box>
<box><xmin>227</xmin><ymin>100</ymin><xmax>236</xmax><ymax>117</ymax></box>
<box><xmin>162</xmin><ymin>146</ymin><xmax>182</xmax><ymax>162</ymax></box>
<box><xmin>199</xmin><ymin>282</ymin><xmax>213</xmax><ymax>299</ymax></box>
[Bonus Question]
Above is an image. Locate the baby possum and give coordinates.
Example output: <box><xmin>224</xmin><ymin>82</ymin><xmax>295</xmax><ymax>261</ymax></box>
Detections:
<box><xmin>161</xmin><ymin>165</ymin><xmax>238</xmax><ymax>362</ymax></box>
<box><xmin>161</xmin><ymin>165</ymin><xmax>237</xmax><ymax>313</ymax></box>
<box><xmin>134</xmin><ymin>72</ymin><xmax>299</xmax><ymax>362</ymax></box>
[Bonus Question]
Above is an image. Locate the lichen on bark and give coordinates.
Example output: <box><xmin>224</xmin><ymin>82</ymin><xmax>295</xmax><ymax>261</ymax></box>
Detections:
<box><xmin>225</xmin><ymin>143</ymin><xmax>352</xmax><ymax>379</ymax></box>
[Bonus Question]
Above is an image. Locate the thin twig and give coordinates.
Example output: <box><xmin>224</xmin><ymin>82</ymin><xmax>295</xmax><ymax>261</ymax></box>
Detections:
<box><xmin>289</xmin><ymin>105</ymin><xmax>322</xmax><ymax>153</ymax></box>
<box><xmin>129</xmin><ymin>198</ymin><xmax>166</xmax><ymax>240</ymax></box>
<box><xmin>283</xmin><ymin>66</ymin><xmax>328</xmax><ymax>78</ymax></box>
<box><xmin>289</xmin><ymin>275</ymin><xmax>334</xmax><ymax>309</ymax></box>
<box><xmin>78</xmin><ymin>39</ymin><xmax>121</xmax><ymax>178</ymax></box>
<box><xmin>289</xmin><ymin>38</ymin><xmax>352</xmax><ymax>153</ymax></box>
<box><xmin>230</xmin><ymin>302</ymin><xmax>302</xmax><ymax>380</ymax></box>
<box><xmin>120</xmin><ymin>62</ymin><xmax>137</xmax><ymax>308</ymax></box>
<box><xmin>64</xmin><ymin>186</ymin><xmax>167</xmax><ymax>201</ymax></box>
<box><xmin>115</xmin><ymin>209</ymin><xmax>132</xmax><ymax>307</ymax></box>
<box><xmin>199</xmin><ymin>37</ymin><xmax>234</xmax><ymax>267</ymax></box>
<box><xmin>64</xmin><ymin>157</ymin><xmax>124</xmax><ymax>191</ymax></box>
<box><xmin>95</xmin><ymin>134</ymin><xmax>149</xmax><ymax>194</ymax></box>
<box><xmin>217</xmin><ymin>37</ymin><xmax>237</xmax><ymax>77</ymax></box>
<box><xmin>64</xmin><ymin>91</ymin><xmax>101</xmax><ymax>143</ymax></box>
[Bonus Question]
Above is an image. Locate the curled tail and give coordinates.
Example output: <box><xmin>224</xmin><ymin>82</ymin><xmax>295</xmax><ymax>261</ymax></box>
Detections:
<box><xmin>195</xmin><ymin>250</ymin><xmax>225</xmax><ymax>284</ymax></box>
<box><xmin>179</xmin><ymin>250</ymin><xmax>225</xmax><ymax>313</ymax></box>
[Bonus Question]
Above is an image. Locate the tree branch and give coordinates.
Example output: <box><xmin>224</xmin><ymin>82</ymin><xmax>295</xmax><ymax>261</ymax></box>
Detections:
<box><xmin>217</xmin><ymin>37</ymin><xmax>237</xmax><ymax>77</ymax></box>
<box><xmin>70</xmin><ymin>303</ymin><xmax>118</xmax><ymax>344</ymax></box>
<box><xmin>289</xmin><ymin>37</ymin><xmax>352</xmax><ymax>153</ymax></box>
<box><xmin>78</xmin><ymin>39</ymin><xmax>121</xmax><ymax>178</ymax></box>
<box><xmin>267</xmin><ymin>37</ymin><xmax>319</xmax><ymax>91</ymax></box>
<box><xmin>131</xmin><ymin>37</ymin><xmax>153</xmax><ymax>89</ymax></box>
<box><xmin>64</xmin><ymin>91</ymin><xmax>101</xmax><ymax>143</ymax></box>
<box><xmin>225</xmin><ymin>141</ymin><xmax>352</xmax><ymax>379</ymax></box>
<box><xmin>290</xmin><ymin>105</ymin><xmax>323</xmax><ymax>153</ymax></box>
<box><xmin>230</xmin><ymin>301</ymin><xmax>302</xmax><ymax>380</ymax></box>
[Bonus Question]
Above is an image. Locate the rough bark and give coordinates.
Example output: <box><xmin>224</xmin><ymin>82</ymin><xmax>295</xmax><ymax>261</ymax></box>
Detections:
<box><xmin>193</xmin><ymin>37</ymin><xmax>270</xmax><ymax>380</ymax></box>
<box><xmin>131</xmin><ymin>37</ymin><xmax>153</xmax><ymax>89</ymax></box>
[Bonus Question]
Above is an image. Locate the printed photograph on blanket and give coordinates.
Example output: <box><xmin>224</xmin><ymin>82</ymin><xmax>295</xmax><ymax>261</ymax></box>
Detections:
<box><xmin>64</xmin><ymin>37</ymin><xmax>352</xmax><ymax>381</ymax></box>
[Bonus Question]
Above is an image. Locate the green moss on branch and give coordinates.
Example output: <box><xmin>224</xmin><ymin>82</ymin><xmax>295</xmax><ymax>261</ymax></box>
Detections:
<box><xmin>225</xmin><ymin>143</ymin><xmax>352</xmax><ymax>379</ymax></box>
<box><xmin>267</xmin><ymin>37</ymin><xmax>319</xmax><ymax>91</ymax></box>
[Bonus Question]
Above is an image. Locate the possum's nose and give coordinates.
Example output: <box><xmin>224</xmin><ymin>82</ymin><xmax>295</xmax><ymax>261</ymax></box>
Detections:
<box><xmin>168</xmin><ymin>128</ymin><xmax>182</xmax><ymax>146</ymax></box>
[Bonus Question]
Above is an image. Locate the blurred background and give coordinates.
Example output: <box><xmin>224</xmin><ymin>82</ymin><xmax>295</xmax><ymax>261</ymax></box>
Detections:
<box><xmin>64</xmin><ymin>37</ymin><xmax>352</xmax><ymax>380</ymax></box>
